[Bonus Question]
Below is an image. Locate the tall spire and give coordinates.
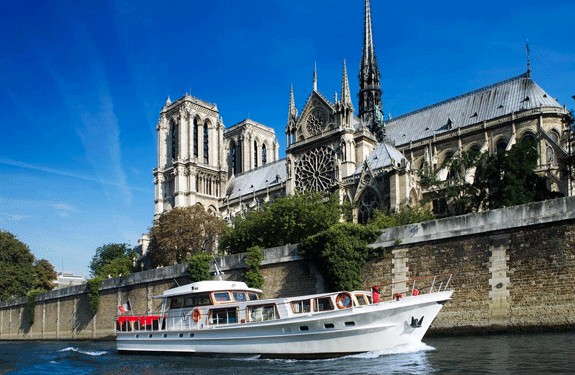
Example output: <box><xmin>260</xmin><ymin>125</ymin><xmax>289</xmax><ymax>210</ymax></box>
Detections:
<box><xmin>313</xmin><ymin>62</ymin><xmax>318</xmax><ymax>91</ymax></box>
<box><xmin>341</xmin><ymin>59</ymin><xmax>353</xmax><ymax>109</ymax></box>
<box><xmin>358</xmin><ymin>0</ymin><xmax>382</xmax><ymax>128</ymax></box>
<box><xmin>288</xmin><ymin>84</ymin><xmax>297</xmax><ymax>119</ymax></box>
<box><xmin>526</xmin><ymin>40</ymin><xmax>531</xmax><ymax>78</ymax></box>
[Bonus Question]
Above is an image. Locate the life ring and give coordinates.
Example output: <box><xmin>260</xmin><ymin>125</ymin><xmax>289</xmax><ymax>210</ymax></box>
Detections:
<box><xmin>191</xmin><ymin>308</ymin><xmax>202</xmax><ymax>322</ymax></box>
<box><xmin>336</xmin><ymin>292</ymin><xmax>353</xmax><ymax>309</ymax></box>
<box><xmin>412</xmin><ymin>288</ymin><xmax>420</xmax><ymax>296</ymax></box>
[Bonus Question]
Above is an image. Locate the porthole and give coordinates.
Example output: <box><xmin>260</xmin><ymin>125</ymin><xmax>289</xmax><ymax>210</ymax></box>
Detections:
<box><xmin>300</xmin><ymin>326</ymin><xmax>309</xmax><ymax>331</ymax></box>
<box><xmin>345</xmin><ymin>321</ymin><xmax>355</xmax><ymax>327</ymax></box>
<box><xmin>324</xmin><ymin>323</ymin><xmax>335</xmax><ymax>329</ymax></box>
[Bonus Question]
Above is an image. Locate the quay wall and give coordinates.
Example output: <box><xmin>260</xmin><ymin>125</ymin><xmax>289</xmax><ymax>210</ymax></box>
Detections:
<box><xmin>1</xmin><ymin>197</ymin><xmax>575</xmax><ymax>340</ymax></box>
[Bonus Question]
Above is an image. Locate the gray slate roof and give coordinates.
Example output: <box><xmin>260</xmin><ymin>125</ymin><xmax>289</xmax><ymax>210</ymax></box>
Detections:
<box><xmin>352</xmin><ymin>142</ymin><xmax>407</xmax><ymax>176</ymax></box>
<box><xmin>385</xmin><ymin>73</ymin><xmax>562</xmax><ymax>147</ymax></box>
<box><xmin>226</xmin><ymin>160</ymin><xmax>287</xmax><ymax>200</ymax></box>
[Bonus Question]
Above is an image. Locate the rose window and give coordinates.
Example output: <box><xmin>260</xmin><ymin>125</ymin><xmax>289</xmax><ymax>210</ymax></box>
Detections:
<box><xmin>295</xmin><ymin>146</ymin><xmax>336</xmax><ymax>192</ymax></box>
<box><xmin>305</xmin><ymin>108</ymin><xmax>327</xmax><ymax>136</ymax></box>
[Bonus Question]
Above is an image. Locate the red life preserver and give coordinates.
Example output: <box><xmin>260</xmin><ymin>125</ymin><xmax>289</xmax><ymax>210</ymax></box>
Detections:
<box><xmin>336</xmin><ymin>292</ymin><xmax>353</xmax><ymax>309</ymax></box>
<box><xmin>191</xmin><ymin>308</ymin><xmax>202</xmax><ymax>322</ymax></box>
<box><xmin>412</xmin><ymin>288</ymin><xmax>420</xmax><ymax>296</ymax></box>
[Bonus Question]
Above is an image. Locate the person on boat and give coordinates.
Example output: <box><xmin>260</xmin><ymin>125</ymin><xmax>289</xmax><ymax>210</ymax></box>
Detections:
<box><xmin>372</xmin><ymin>285</ymin><xmax>381</xmax><ymax>304</ymax></box>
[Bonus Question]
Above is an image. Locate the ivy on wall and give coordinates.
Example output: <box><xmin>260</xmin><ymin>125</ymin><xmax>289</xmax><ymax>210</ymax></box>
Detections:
<box><xmin>86</xmin><ymin>277</ymin><xmax>102</xmax><ymax>315</ymax></box>
<box><xmin>26</xmin><ymin>289</ymin><xmax>43</xmax><ymax>326</ymax></box>
<box><xmin>300</xmin><ymin>223</ymin><xmax>380</xmax><ymax>291</ymax></box>
<box><xmin>244</xmin><ymin>246</ymin><xmax>264</xmax><ymax>289</ymax></box>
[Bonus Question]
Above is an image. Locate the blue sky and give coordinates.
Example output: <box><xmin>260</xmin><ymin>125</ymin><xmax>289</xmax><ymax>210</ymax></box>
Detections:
<box><xmin>1</xmin><ymin>0</ymin><xmax>574</xmax><ymax>276</ymax></box>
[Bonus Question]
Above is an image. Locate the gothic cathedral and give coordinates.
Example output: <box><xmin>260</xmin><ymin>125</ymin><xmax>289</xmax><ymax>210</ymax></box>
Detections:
<box><xmin>153</xmin><ymin>0</ymin><xmax>571</xmax><ymax>224</ymax></box>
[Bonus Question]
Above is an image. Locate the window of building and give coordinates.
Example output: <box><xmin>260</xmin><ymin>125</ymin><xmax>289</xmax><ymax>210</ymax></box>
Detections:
<box><xmin>231</xmin><ymin>142</ymin><xmax>237</xmax><ymax>174</ymax></box>
<box><xmin>254</xmin><ymin>141</ymin><xmax>258</xmax><ymax>168</ymax></box>
<box><xmin>496</xmin><ymin>139</ymin><xmax>508</xmax><ymax>153</ymax></box>
<box><xmin>193</xmin><ymin>118</ymin><xmax>199</xmax><ymax>158</ymax></box>
<box><xmin>203</xmin><ymin>122</ymin><xmax>209</xmax><ymax>164</ymax></box>
<box><xmin>262</xmin><ymin>144</ymin><xmax>267</xmax><ymax>164</ymax></box>
<box><xmin>170</xmin><ymin>120</ymin><xmax>178</xmax><ymax>160</ymax></box>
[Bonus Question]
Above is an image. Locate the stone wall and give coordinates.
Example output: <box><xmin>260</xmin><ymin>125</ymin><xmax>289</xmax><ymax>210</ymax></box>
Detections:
<box><xmin>1</xmin><ymin>198</ymin><xmax>575</xmax><ymax>340</ymax></box>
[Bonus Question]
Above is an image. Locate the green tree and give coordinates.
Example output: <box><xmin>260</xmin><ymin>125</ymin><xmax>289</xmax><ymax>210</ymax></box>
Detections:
<box><xmin>148</xmin><ymin>205</ymin><xmax>228</xmax><ymax>267</ymax></box>
<box><xmin>0</xmin><ymin>231</ymin><xmax>37</xmax><ymax>301</ymax></box>
<box><xmin>187</xmin><ymin>252</ymin><xmax>213</xmax><ymax>282</ymax></box>
<box><xmin>474</xmin><ymin>138</ymin><xmax>556</xmax><ymax>210</ymax></box>
<box><xmin>220</xmin><ymin>192</ymin><xmax>340</xmax><ymax>254</ymax></box>
<box><xmin>300</xmin><ymin>223</ymin><xmax>380</xmax><ymax>291</ymax></box>
<box><xmin>369</xmin><ymin>205</ymin><xmax>435</xmax><ymax>229</ymax></box>
<box><xmin>34</xmin><ymin>259</ymin><xmax>57</xmax><ymax>291</ymax></box>
<box><xmin>89</xmin><ymin>243</ymin><xmax>135</xmax><ymax>278</ymax></box>
<box><xmin>419</xmin><ymin>150</ymin><xmax>482</xmax><ymax>216</ymax></box>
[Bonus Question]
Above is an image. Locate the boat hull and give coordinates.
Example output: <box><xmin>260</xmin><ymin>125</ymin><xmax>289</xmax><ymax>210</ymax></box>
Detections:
<box><xmin>116</xmin><ymin>290</ymin><xmax>452</xmax><ymax>358</ymax></box>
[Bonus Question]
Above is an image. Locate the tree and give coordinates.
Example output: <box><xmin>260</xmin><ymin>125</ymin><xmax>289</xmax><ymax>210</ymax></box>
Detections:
<box><xmin>474</xmin><ymin>138</ymin><xmax>556</xmax><ymax>210</ymax></box>
<box><xmin>89</xmin><ymin>243</ymin><xmax>135</xmax><ymax>278</ymax></box>
<box><xmin>420</xmin><ymin>139</ymin><xmax>558</xmax><ymax>215</ymax></box>
<box><xmin>219</xmin><ymin>192</ymin><xmax>341</xmax><ymax>254</ymax></box>
<box><xmin>0</xmin><ymin>230</ymin><xmax>37</xmax><ymax>301</ymax></box>
<box><xmin>148</xmin><ymin>205</ymin><xmax>228</xmax><ymax>267</ymax></box>
<box><xmin>34</xmin><ymin>259</ymin><xmax>57</xmax><ymax>291</ymax></box>
<box><xmin>368</xmin><ymin>205</ymin><xmax>435</xmax><ymax>229</ymax></box>
<box><xmin>300</xmin><ymin>223</ymin><xmax>380</xmax><ymax>291</ymax></box>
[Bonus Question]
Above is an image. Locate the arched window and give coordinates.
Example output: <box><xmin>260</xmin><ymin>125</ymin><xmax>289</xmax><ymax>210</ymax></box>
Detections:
<box><xmin>548</xmin><ymin>131</ymin><xmax>559</xmax><ymax>143</ymax></box>
<box><xmin>203</xmin><ymin>122</ymin><xmax>209</xmax><ymax>164</ymax></box>
<box><xmin>193</xmin><ymin>118</ymin><xmax>199</xmax><ymax>158</ymax></box>
<box><xmin>546</xmin><ymin>145</ymin><xmax>554</xmax><ymax>165</ymax></box>
<box><xmin>237</xmin><ymin>142</ymin><xmax>242</xmax><ymax>174</ymax></box>
<box><xmin>358</xmin><ymin>188</ymin><xmax>380</xmax><ymax>224</ymax></box>
<box><xmin>262</xmin><ymin>143</ymin><xmax>267</xmax><ymax>164</ymax></box>
<box><xmin>496</xmin><ymin>139</ymin><xmax>508</xmax><ymax>153</ymax></box>
<box><xmin>521</xmin><ymin>132</ymin><xmax>536</xmax><ymax>145</ymax></box>
<box><xmin>254</xmin><ymin>141</ymin><xmax>258</xmax><ymax>168</ymax></box>
<box><xmin>230</xmin><ymin>142</ymin><xmax>237</xmax><ymax>175</ymax></box>
<box><xmin>170</xmin><ymin>120</ymin><xmax>178</xmax><ymax>160</ymax></box>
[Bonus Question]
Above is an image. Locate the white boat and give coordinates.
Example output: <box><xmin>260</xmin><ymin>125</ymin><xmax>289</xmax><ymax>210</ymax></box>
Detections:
<box><xmin>115</xmin><ymin>274</ymin><xmax>453</xmax><ymax>358</ymax></box>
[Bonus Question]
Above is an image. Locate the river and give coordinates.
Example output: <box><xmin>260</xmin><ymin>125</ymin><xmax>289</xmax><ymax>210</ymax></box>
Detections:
<box><xmin>1</xmin><ymin>332</ymin><xmax>573</xmax><ymax>374</ymax></box>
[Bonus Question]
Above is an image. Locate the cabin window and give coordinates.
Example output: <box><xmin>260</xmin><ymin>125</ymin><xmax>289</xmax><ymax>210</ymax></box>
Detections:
<box><xmin>248</xmin><ymin>292</ymin><xmax>259</xmax><ymax>301</ymax></box>
<box><xmin>209</xmin><ymin>307</ymin><xmax>237</xmax><ymax>325</ymax></box>
<box><xmin>213</xmin><ymin>292</ymin><xmax>232</xmax><ymax>303</ymax></box>
<box><xmin>232</xmin><ymin>291</ymin><xmax>247</xmax><ymax>302</ymax></box>
<box><xmin>170</xmin><ymin>297</ymin><xmax>184</xmax><ymax>309</ymax></box>
<box><xmin>291</xmin><ymin>299</ymin><xmax>311</xmax><ymax>314</ymax></box>
<box><xmin>248</xmin><ymin>304</ymin><xmax>278</xmax><ymax>322</ymax></box>
<box><xmin>176</xmin><ymin>293</ymin><xmax>212</xmax><ymax>308</ymax></box>
<box><xmin>314</xmin><ymin>297</ymin><xmax>334</xmax><ymax>312</ymax></box>
<box><xmin>355</xmin><ymin>294</ymin><xmax>370</xmax><ymax>306</ymax></box>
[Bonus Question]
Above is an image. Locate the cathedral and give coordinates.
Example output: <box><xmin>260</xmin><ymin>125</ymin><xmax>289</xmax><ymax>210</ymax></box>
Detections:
<box><xmin>152</xmin><ymin>0</ymin><xmax>571</xmax><ymax>224</ymax></box>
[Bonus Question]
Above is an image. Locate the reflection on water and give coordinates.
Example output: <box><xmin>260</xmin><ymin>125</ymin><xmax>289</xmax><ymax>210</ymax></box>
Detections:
<box><xmin>0</xmin><ymin>332</ymin><xmax>573</xmax><ymax>374</ymax></box>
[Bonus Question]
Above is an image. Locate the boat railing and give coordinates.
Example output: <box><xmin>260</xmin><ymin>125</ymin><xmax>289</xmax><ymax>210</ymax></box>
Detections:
<box><xmin>378</xmin><ymin>273</ymin><xmax>453</xmax><ymax>299</ymax></box>
<box><xmin>116</xmin><ymin>314</ymin><xmax>165</xmax><ymax>333</ymax></box>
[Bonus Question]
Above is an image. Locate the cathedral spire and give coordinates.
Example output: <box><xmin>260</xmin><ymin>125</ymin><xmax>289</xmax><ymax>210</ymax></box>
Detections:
<box><xmin>358</xmin><ymin>0</ymin><xmax>382</xmax><ymax>127</ymax></box>
<box><xmin>341</xmin><ymin>59</ymin><xmax>353</xmax><ymax>109</ymax></box>
<box><xmin>288</xmin><ymin>84</ymin><xmax>297</xmax><ymax>119</ymax></box>
<box><xmin>313</xmin><ymin>62</ymin><xmax>318</xmax><ymax>91</ymax></box>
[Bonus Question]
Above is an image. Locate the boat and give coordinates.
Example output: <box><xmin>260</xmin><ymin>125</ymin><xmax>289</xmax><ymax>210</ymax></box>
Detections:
<box><xmin>115</xmin><ymin>273</ymin><xmax>453</xmax><ymax>359</ymax></box>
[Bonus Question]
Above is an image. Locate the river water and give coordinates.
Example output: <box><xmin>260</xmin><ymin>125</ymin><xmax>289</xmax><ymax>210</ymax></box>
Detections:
<box><xmin>1</xmin><ymin>332</ymin><xmax>573</xmax><ymax>374</ymax></box>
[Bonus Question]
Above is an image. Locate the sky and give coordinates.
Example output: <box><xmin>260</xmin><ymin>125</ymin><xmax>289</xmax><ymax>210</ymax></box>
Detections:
<box><xmin>1</xmin><ymin>0</ymin><xmax>574</xmax><ymax>277</ymax></box>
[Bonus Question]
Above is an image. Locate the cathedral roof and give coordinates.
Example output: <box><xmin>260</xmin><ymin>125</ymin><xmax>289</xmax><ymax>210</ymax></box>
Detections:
<box><xmin>352</xmin><ymin>142</ymin><xmax>407</xmax><ymax>177</ymax></box>
<box><xmin>384</xmin><ymin>73</ymin><xmax>563</xmax><ymax>147</ymax></box>
<box><xmin>225</xmin><ymin>160</ymin><xmax>287</xmax><ymax>200</ymax></box>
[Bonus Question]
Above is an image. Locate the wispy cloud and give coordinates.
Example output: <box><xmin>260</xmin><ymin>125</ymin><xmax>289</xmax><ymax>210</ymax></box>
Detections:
<box><xmin>0</xmin><ymin>157</ymin><xmax>150</xmax><ymax>193</ymax></box>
